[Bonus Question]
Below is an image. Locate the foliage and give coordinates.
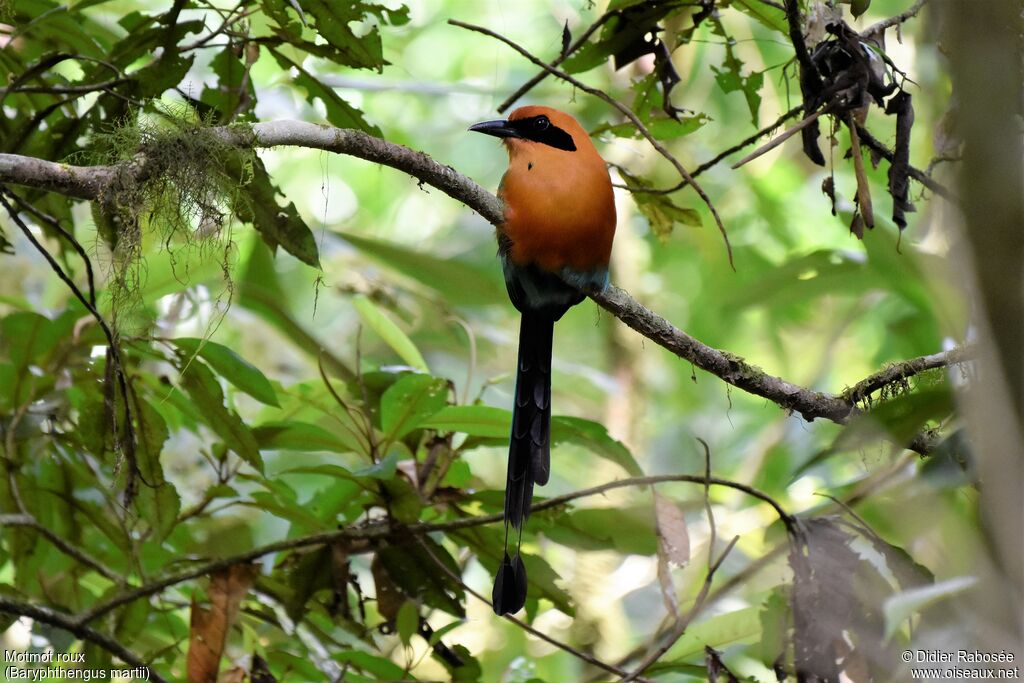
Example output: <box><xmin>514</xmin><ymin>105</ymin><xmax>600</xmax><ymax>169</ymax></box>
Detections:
<box><xmin>0</xmin><ymin>0</ymin><xmax>995</xmax><ymax>682</ymax></box>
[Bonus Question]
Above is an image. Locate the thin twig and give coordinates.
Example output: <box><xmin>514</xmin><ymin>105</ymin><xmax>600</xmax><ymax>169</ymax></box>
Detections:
<box><xmin>449</xmin><ymin>19</ymin><xmax>735</xmax><ymax>270</ymax></box>
<box><xmin>0</xmin><ymin>514</ymin><xmax>121</xmax><ymax>583</ymax></box>
<box><xmin>615</xmin><ymin>105</ymin><xmax>803</xmax><ymax>194</ymax></box>
<box><xmin>731</xmin><ymin>107</ymin><xmax>827</xmax><ymax>168</ymax></box>
<box><xmin>861</xmin><ymin>0</ymin><xmax>930</xmax><ymax>38</ymax></box>
<box><xmin>0</xmin><ymin>597</ymin><xmax>167</xmax><ymax>682</ymax></box>
<box><xmin>0</xmin><ymin>78</ymin><xmax>130</xmax><ymax>96</ymax></box>
<box><xmin>855</xmin><ymin>124</ymin><xmax>954</xmax><ymax>201</ymax></box>
<box><xmin>8</xmin><ymin>192</ymin><xmax>96</xmax><ymax>306</ymax></box>
<box><xmin>75</xmin><ymin>473</ymin><xmax>792</xmax><ymax>626</ymax></box>
<box><xmin>413</xmin><ymin>536</ymin><xmax>648</xmax><ymax>681</ymax></box>
<box><xmin>620</xmin><ymin>536</ymin><xmax>741</xmax><ymax>681</ymax></box>
<box><xmin>0</xmin><ymin>189</ymin><xmax>137</xmax><ymax>497</ymax></box>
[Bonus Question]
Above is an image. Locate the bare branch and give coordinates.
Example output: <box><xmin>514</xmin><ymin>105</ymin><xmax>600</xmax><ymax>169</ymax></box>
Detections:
<box><xmin>843</xmin><ymin>346</ymin><xmax>971</xmax><ymax>404</ymax></box>
<box><xmin>855</xmin><ymin>124</ymin><xmax>955</xmax><ymax>201</ymax></box>
<box><xmin>0</xmin><ymin>121</ymin><xmax>959</xmax><ymax>454</ymax></box>
<box><xmin>0</xmin><ymin>513</ymin><xmax>121</xmax><ymax>583</ymax></box>
<box><xmin>496</xmin><ymin>10</ymin><xmax>617</xmax><ymax>113</ymax></box>
<box><xmin>0</xmin><ymin>597</ymin><xmax>167</xmax><ymax>682</ymax></box>
<box><xmin>861</xmin><ymin>0</ymin><xmax>930</xmax><ymax>38</ymax></box>
<box><xmin>76</xmin><ymin>472</ymin><xmax>791</xmax><ymax>627</ymax></box>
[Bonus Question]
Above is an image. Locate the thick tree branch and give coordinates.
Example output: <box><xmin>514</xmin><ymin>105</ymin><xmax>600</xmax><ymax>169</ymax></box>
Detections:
<box><xmin>0</xmin><ymin>597</ymin><xmax>166</xmax><ymax>682</ymax></box>
<box><xmin>0</xmin><ymin>120</ymin><xmax>960</xmax><ymax>454</ymax></box>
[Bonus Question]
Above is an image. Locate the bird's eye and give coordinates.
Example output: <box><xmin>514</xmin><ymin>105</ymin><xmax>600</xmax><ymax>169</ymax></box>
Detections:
<box><xmin>534</xmin><ymin>116</ymin><xmax>550</xmax><ymax>130</ymax></box>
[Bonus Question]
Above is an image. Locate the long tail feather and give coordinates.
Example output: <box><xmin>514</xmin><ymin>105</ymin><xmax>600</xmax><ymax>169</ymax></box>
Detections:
<box><xmin>504</xmin><ymin>312</ymin><xmax>553</xmax><ymax>529</ymax></box>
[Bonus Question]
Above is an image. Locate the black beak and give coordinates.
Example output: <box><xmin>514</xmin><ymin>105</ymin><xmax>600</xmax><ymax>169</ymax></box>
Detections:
<box><xmin>469</xmin><ymin>119</ymin><xmax>521</xmax><ymax>139</ymax></box>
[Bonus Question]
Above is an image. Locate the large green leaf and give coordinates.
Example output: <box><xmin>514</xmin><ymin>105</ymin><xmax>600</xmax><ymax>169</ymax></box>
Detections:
<box><xmin>381</xmin><ymin>374</ymin><xmax>448</xmax><ymax>440</ymax></box>
<box><xmin>551</xmin><ymin>416</ymin><xmax>643</xmax><ymax>477</ymax></box>
<box><xmin>235</xmin><ymin>156</ymin><xmax>321</xmax><ymax>267</ymax></box>
<box><xmin>336</xmin><ymin>231</ymin><xmax>505</xmax><ymax>307</ymax></box>
<box><xmin>352</xmin><ymin>295</ymin><xmax>428</xmax><ymax>371</ymax></box>
<box><xmin>253</xmin><ymin>420</ymin><xmax>359</xmax><ymax>454</ymax></box>
<box><xmin>177</xmin><ymin>357</ymin><xmax>263</xmax><ymax>471</ymax></box>
<box><xmin>420</xmin><ymin>405</ymin><xmax>510</xmax><ymax>438</ymax></box>
<box><xmin>172</xmin><ymin>337</ymin><xmax>279</xmax><ymax>407</ymax></box>
<box><xmin>269</xmin><ymin>49</ymin><xmax>381</xmax><ymax>136</ymax></box>
<box><xmin>540</xmin><ymin>505</ymin><xmax>657</xmax><ymax>555</ymax></box>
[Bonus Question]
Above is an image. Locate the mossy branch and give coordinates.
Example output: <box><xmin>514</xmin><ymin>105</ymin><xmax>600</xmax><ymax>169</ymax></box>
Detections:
<box><xmin>0</xmin><ymin>120</ymin><xmax>962</xmax><ymax>453</ymax></box>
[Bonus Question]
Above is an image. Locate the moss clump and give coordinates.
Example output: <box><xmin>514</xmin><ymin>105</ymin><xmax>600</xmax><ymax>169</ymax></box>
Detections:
<box><xmin>89</xmin><ymin>106</ymin><xmax>255</xmax><ymax>328</ymax></box>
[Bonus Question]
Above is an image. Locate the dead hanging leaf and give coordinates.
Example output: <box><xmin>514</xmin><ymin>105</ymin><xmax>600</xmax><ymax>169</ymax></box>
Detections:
<box><xmin>654</xmin><ymin>493</ymin><xmax>690</xmax><ymax>566</ymax></box>
<box><xmin>822</xmin><ymin>176</ymin><xmax>837</xmax><ymax>216</ymax></box>
<box><xmin>885</xmin><ymin>91</ymin><xmax>916</xmax><ymax>230</ymax></box>
<box><xmin>654</xmin><ymin>492</ymin><xmax>690</xmax><ymax>614</ymax></box>
<box><xmin>371</xmin><ymin>552</ymin><xmax>405</xmax><ymax>622</ymax></box>
<box><xmin>705</xmin><ymin>645</ymin><xmax>741</xmax><ymax>683</ymax></box>
<box><xmin>187</xmin><ymin>564</ymin><xmax>258</xmax><ymax>683</ymax></box>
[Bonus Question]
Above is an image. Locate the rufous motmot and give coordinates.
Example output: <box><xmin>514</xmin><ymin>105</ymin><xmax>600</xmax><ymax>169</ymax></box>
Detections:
<box><xmin>470</xmin><ymin>106</ymin><xmax>616</xmax><ymax>615</ymax></box>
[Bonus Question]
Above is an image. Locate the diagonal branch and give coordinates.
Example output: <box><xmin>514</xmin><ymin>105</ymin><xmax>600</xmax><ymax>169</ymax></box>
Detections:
<box><xmin>0</xmin><ymin>121</ymin><xmax>961</xmax><ymax>454</ymax></box>
<box><xmin>0</xmin><ymin>597</ymin><xmax>167</xmax><ymax>682</ymax></box>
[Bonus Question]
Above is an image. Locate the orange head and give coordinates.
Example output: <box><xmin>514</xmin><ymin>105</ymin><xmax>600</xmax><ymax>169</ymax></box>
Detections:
<box><xmin>469</xmin><ymin>106</ymin><xmax>616</xmax><ymax>278</ymax></box>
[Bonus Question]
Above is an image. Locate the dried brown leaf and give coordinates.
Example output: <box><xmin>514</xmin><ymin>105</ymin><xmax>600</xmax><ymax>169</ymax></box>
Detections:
<box><xmin>654</xmin><ymin>492</ymin><xmax>691</xmax><ymax>566</ymax></box>
<box><xmin>187</xmin><ymin>564</ymin><xmax>258</xmax><ymax>683</ymax></box>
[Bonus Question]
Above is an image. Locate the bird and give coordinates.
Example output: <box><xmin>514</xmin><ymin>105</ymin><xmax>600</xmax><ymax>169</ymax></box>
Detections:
<box><xmin>470</xmin><ymin>105</ymin><xmax>616</xmax><ymax>614</ymax></box>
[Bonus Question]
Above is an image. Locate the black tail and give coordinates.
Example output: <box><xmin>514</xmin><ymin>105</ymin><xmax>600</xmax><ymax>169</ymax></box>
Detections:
<box><xmin>505</xmin><ymin>312</ymin><xmax>554</xmax><ymax>530</ymax></box>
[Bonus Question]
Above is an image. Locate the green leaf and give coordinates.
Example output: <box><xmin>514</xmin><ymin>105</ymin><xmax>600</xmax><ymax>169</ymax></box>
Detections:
<box><xmin>353</xmin><ymin>450</ymin><xmax>399</xmax><ymax>480</ymax></box>
<box><xmin>395</xmin><ymin>599</ymin><xmax>418</xmax><ymax>646</ymax></box>
<box><xmin>851</xmin><ymin>0</ymin><xmax>871</xmax><ymax>18</ymax></box>
<box><xmin>333</xmin><ymin>650</ymin><xmax>406</xmax><ymax>680</ymax></box>
<box><xmin>177</xmin><ymin>357</ymin><xmax>263</xmax><ymax>472</ymax></box>
<box><xmin>133</xmin><ymin>395</ymin><xmax>170</xmax><ymax>485</ymax></box>
<box><xmin>758</xmin><ymin>586</ymin><xmax>790</xmax><ymax>668</ymax></box>
<box><xmin>200</xmin><ymin>45</ymin><xmax>256</xmax><ymax>122</ymax></box>
<box><xmin>352</xmin><ymin>295</ymin><xmax>428</xmax><ymax>371</ymax></box>
<box><xmin>664</xmin><ymin>606</ymin><xmax>762</xmax><ymax>660</ymax></box>
<box><xmin>254</xmin><ymin>420</ymin><xmax>358</xmax><ymax>454</ymax></box>
<box><xmin>551</xmin><ymin>416</ymin><xmax>644</xmax><ymax>477</ymax></box>
<box><xmin>381</xmin><ymin>477</ymin><xmax>423</xmax><ymax>523</ymax></box>
<box><xmin>238</xmin><ymin>239</ymin><xmax>355</xmax><ymax>382</ymax></box>
<box><xmin>598</xmin><ymin>114</ymin><xmax>709</xmax><ymax>140</ymax></box>
<box><xmin>883</xmin><ymin>576</ymin><xmax>977</xmax><ymax>640</ymax></box>
<box><xmin>172</xmin><ymin>338</ymin><xmax>279</xmax><ymax>407</ymax></box>
<box><xmin>730</xmin><ymin>0</ymin><xmax>789</xmax><ymax>34</ymax></box>
<box><xmin>234</xmin><ymin>156</ymin><xmax>321</xmax><ymax>267</ymax></box>
<box><xmin>381</xmin><ymin>374</ymin><xmax>448</xmax><ymax>440</ymax></box>
<box><xmin>335</xmin><ymin>231</ymin><xmax>506</xmax><ymax>307</ymax></box>
<box><xmin>136</xmin><ymin>482</ymin><xmax>181</xmax><ymax>541</ymax></box>
<box><xmin>833</xmin><ymin>386</ymin><xmax>954</xmax><ymax>452</ymax></box>
<box><xmin>269</xmin><ymin>48</ymin><xmax>381</xmax><ymax>135</ymax></box>
<box><xmin>620</xmin><ymin>169</ymin><xmax>702</xmax><ymax>241</ymax></box>
<box><xmin>0</xmin><ymin>312</ymin><xmax>60</xmax><ymax>369</ymax></box>
<box><xmin>540</xmin><ymin>505</ymin><xmax>657</xmax><ymax>555</ymax></box>
<box><xmin>420</xmin><ymin>405</ymin><xmax>510</xmax><ymax>438</ymax></box>
<box><xmin>376</xmin><ymin>537</ymin><xmax>465</xmax><ymax>617</ymax></box>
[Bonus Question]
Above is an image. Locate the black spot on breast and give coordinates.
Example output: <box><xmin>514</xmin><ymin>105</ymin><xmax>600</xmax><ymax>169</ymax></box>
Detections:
<box><xmin>528</xmin><ymin>162</ymin><xmax>534</xmax><ymax>171</ymax></box>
